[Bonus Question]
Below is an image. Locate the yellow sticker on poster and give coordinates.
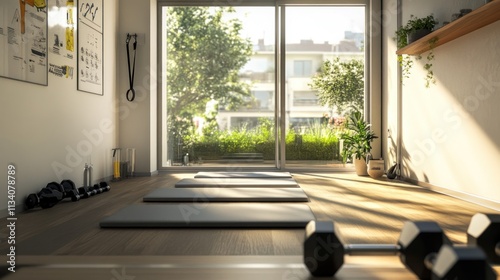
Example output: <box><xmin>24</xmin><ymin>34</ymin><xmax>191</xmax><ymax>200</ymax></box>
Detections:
<box><xmin>66</xmin><ymin>27</ymin><xmax>74</xmax><ymax>52</ymax></box>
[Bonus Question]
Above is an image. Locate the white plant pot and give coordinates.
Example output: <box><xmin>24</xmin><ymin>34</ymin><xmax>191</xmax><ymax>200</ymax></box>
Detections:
<box><xmin>354</xmin><ymin>157</ymin><xmax>368</xmax><ymax>176</ymax></box>
<box><xmin>367</xmin><ymin>159</ymin><xmax>385</xmax><ymax>179</ymax></box>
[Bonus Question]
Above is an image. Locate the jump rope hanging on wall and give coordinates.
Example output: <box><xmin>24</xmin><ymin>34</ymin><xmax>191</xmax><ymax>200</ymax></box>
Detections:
<box><xmin>126</xmin><ymin>33</ymin><xmax>138</xmax><ymax>102</ymax></box>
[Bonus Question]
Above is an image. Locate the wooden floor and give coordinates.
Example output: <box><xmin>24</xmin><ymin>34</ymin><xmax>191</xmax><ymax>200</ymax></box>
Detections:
<box><xmin>1</xmin><ymin>171</ymin><xmax>499</xmax><ymax>279</ymax></box>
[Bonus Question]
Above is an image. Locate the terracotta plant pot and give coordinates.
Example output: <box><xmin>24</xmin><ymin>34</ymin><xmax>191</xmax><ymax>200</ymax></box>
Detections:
<box><xmin>354</xmin><ymin>157</ymin><xmax>368</xmax><ymax>176</ymax></box>
<box><xmin>367</xmin><ymin>159</ymin><xmax>385</xmax><ymax>179</ymax></box>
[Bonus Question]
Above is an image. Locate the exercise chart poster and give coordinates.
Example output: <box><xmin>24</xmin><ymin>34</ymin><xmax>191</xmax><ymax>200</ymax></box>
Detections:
<box><xmin>48</xmin><ymin>0</ymin><xmax>76</xmax><ymax>60</ymax></box>
<box><xmin>0</xmin><ymin>0</ymin><xmax>48</xmax><ymax>85</ymax></box>
<box><xmin>77</xmin><ymin>0</ymin><xmax>102</xmax><ymax>95</ymax></box>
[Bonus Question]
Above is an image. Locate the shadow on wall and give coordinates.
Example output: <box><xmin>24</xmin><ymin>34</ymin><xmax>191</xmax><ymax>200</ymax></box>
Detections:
<box><xmin>388</xmin><ymin>134</ymin><xmax>429</xmax><ymax>183</ymax></box>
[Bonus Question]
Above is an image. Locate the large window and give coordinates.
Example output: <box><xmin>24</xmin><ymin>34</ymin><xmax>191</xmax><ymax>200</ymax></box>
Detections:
<box><xmin>284</xmin><ymin>6</ymin><xmax>365</xmax><ymax>167</ymax></box>
<box><xmin>158</xmin><ymin>2</ymin><xmax>370</xmax><ymax>169</ymax></box>
<box><xmin>160</xmin><ymin>6</ymin><xmax>276</xmax><ymax>167</ymax></box>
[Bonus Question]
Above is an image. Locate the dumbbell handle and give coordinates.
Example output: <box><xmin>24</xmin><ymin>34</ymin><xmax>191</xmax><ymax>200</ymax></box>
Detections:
<box><xmin>344</xmin><ymin>244</ymin><xmax>401</xmax><ymax>255</ymax></box>
<box><xmin>345</xmin><ymin>244</ymin><xmax>440</xmax><ymax>271</ymax></box>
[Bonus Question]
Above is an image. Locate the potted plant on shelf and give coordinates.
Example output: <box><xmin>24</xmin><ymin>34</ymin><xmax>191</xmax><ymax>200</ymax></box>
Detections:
<box><xmin>340</xmin><ymin>108</ymin><xmax>378</xmax><ymax>176</ymax></box>
<box><xmin>394</xmin><ymin>14</ymin><xmax>439</xmax><ymax>87</ymax></box>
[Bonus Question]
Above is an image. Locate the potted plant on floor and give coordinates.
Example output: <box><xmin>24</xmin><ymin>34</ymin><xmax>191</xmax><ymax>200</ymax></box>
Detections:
<box><xmin>340</xmin><ymin>108</ymin><xmax>378</xmax><ymax>176</ymax></box>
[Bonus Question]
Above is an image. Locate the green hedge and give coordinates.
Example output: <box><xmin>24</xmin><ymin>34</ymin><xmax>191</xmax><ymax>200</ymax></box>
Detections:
<box><xmin>185</xmin><ymin>123</ymin><xmax>340</xmax><ymax>161</ymax></box>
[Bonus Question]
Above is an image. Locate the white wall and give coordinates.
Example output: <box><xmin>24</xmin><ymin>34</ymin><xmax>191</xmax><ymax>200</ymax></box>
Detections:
<box><xmin>383</xmin><ymin>0</ymin><xmax>500</xmax><ymax>210</ymax></box>
<box><xmin>0</xmin><ymin>0</ymin><xmax>120</xmax><ymax>213</ymax></box>
<box><xmin>117</xmin><ymin>0</ymin><xmax>157</xmax><ymax>176</ymax></box>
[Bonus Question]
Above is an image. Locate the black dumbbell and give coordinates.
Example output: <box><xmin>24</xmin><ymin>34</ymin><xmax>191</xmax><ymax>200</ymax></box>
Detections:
<box><xmin>467</xmin><ymin>213</ymin><xmax>500</xmax><ymax>264</ymax></box>
<box><xmin>304</xmin><ymin>220</ymin><xmax>496</xmax><ymax>279</ymax></box>
<box><xmin>92</xmin><ymin>183</ymin><xmax>104</xmax><ymax>194</ymax></box>
<box><xmin>89</xmin><ymin>186</ymin><xmax>98</xmax><ymax>195</ymax></box>
<box><xmin>24</xmin><ymin>193</ymin><xmax>40</xmax><ymax>209</ymax></box>
<box><xmin>93</xmin><ymin>184</ymin><xmax>103</xmax><ymax>193</ymax></box>
<box><xmin>48</xmin><ymin>181</ymin><xmax>81</xmax><ymax>202</ymax></box>
<box><xmin>60</xmin><ymin>180</ymin><xmax>81</xmax><ymax>202</ymax></box>
<box><xmin>77</xmin><ymin>186</ymin><xmax>92</xmax><ymax>198</ymax></box>
<box><xmin>99</xmin><ymin>181</ymin><xmax>111</xmax><ymax>192</ymax></box>
<box><xmin>90</xmin><ymin>184</ymin><xmax>100</xmax><ymax>194</ymax></box>
<box><xmin>92</xmin><ymin>181</ymin><xmax>111</xmax><ymax>193</ymax></box>
<box><xmin>25</xmin><ymin>185</ymin><xmax>64</xmax><ymax>209</ymax></box>
<box><xmin>432</xmin><ymin>244</ymin><xmax>497</xmax><ymax>279</ymax></box>
<box><xmin>45</xmin><ymin>182</ymin><xmax>66</xmax><ymax>199</ymax></box>
<box><xmin>38</xmin><ymin>187</ymin><xmax>64</xmax><ymax>209</ymax></box>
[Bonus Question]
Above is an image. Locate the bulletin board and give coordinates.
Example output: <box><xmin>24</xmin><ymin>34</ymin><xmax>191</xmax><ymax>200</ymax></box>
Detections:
<box><xmin>0</xmin><ymin>0</ymin><xmax>48</xmax><ymax>85</ymax></box>
<box><xmin>77</xmin><ymin>0</ymin><xmax>102</xmax><ymax>95</ymax></box>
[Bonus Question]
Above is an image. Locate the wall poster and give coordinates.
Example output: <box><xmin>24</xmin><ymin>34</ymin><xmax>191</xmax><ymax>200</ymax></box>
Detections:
<box><xmin>77</xmin><ymin>0</ymin><xmax>102</xmax><ymax>95</ymax></box>
<box><xmin>0</xmin><ymin>0</ymin><xmax>48</xmax><ymax>85</ymax></box>
<box><xmin>48</xmin><ymin>0</ymin><xmax>76</xmax><ymax>80</ymax></box>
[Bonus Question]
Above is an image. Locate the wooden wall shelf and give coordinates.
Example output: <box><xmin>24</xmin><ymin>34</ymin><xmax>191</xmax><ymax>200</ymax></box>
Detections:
<box><xmin>396</xmin><ymin>0</ymin><xmax>500</xmax><ymax>55</ymax></box>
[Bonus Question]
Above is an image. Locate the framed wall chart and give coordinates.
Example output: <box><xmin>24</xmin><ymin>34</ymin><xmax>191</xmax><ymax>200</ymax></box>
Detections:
<box><xmin>77</xmin><ymin>0</ymin><xmax>102</xmax><ymax>95</ymax></box>
<box><xmin>0</xmin><ymin>0</ymin><xmax>48</xmax><ymax>85</ymax></box>
<box><xmin>48</xmin><ymin>0</ymin><xmax>77</xmax><ymax>80</ymax></box>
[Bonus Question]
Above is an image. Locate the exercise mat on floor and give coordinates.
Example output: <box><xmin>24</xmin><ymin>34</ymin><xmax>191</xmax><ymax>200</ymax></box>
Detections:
<box><xmin>194</xmin><ymin>171</ymin><xmax>292</xmax><ymax>178</ymax></box>
<box><xmin>175</xmin><ymin>178</ymin><xmax>299</xmax><ymax>188</ymax></box>
<box><xmin>100</xmin><ymin>204</ymin><xmax>315</xmax><ymax>228</ymax></box>
<box><xmin>143</xmin><ymin>188</ymin><xmax>309</xmax><ymax>202</ymax></box>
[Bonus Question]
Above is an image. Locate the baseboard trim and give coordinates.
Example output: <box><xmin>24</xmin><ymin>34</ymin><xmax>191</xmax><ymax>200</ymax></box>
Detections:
<box><xmin>401</xmin><ymin>176</ymin><xmax>500</xmax><ymax>212</ymax></box>
<box><xmin>130</xmin><ymin>170</ymin><xmax>159</xmax><ymax>177</ymax></box>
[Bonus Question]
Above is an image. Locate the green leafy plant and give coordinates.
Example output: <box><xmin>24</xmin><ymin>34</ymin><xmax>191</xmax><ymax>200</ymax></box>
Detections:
<box><xmin>340</xmin><ymin>107</ymin><xmax>378</xmax><ymax>163</ymax></box>
<box><xmin>166</xmin><ymin>7</ymin><xmax>253</xmax><ymax>136</ymax></box>
<box><xmin>309</xmin><ymin>58</ymin><xmax>364</xmax><ymax>114</ymax></box>
<box><xmin>394</xmin><ymin>14</ymin><xmax>438</xmax><ymax>86</ymax></box>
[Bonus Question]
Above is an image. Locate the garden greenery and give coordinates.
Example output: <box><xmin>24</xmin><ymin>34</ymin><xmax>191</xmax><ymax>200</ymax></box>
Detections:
<box><xmin>182</xmin><ymin>118</ymin><xmax>343</xmax><ymax>162</ymax></box>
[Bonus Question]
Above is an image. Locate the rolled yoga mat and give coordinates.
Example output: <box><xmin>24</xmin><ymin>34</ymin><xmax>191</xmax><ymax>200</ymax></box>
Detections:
<box><xmin>175</xmin><ymin>178</ymin><xmax>299</xmax><ymax>188</ymax></box>
<box><xmin>194</xmin><ymin>171</ymin><xmax>292</xmax><ymax>178</ymax></box>
<box><xmin>143</xmin><ymin>188</ymin><xmax>309</xmax><ymax>202</ymax></box>
<box><xmin>100</xmin><ymin>204</ymin><xmax>315</xmax><ymax>228</ymax></box>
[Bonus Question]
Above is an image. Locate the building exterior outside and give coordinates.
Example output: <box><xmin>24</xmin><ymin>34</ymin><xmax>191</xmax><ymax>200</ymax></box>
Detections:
<box><xmin>218</xmin><ymin>35</ymin><xmax>364</xmax><ymax>131</ymax></box>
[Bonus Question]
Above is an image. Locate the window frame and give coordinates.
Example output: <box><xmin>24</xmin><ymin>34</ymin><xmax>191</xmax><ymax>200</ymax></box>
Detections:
<box><xmin>156</xmin><ymin>0</ymin><xmax>380</xmax><ymax>170</ymax></box>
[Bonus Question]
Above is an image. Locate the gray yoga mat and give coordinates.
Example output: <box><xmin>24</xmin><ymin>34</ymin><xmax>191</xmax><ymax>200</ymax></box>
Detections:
<box><xmin>194</xmin><ymin>171</ymin><xmax>292</xmax><ymax>178</ymax></box>
<box><xmin>143</xmin><ymin>188</ymin><xmax>309</xmax><ymax>202</ymax></box>
<box><xmin>100</xmin><ymin>204</ymin><xmax>315</xmax><ymax>228</ymax></box>
<box><xmin>175</xmin><ymin>178</ymin><xmax>299</xmax><ymax>188</ymax></box>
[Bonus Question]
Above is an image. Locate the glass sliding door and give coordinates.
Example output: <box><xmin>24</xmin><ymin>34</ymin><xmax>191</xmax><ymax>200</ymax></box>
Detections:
<box><xmin>158</xmin><ymin>2</ymin><xmax>370</xmax><ymax>170</ymax></box>
<box><xmin>160</xmin><ymin>6</ymin><xmax>276</xmax><ymax>168</ymax></box>
<box><xmin>283</xmin><ymin>6</ymin><xmax>366</xmax><ymax>169</ymax></box>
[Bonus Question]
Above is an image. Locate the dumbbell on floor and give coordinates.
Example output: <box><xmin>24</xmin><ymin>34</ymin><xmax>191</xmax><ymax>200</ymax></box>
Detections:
<box><xmin>25</xmin><ymin>183</ymin><xmax>64</xmax><ymax>209</ymax></box>
<box><xmin>91</xmin><ymin>181</ymin><xmax>111</xmax><ymax>194</ymax></box>
<box><xmin>304</xmin><ymin>220</ymin><xmax>497</xmax><ymax>279</ymax></box>
<box><xmin>432</xmin><ymin>244</ymin><xmax>497</xmax><ymax>280</ymax></box>
<box><xmin>304</xmin><ymin>220</ymin><xmax>450</xmax><ymax>279</ymax></box>
<box><xmin>59</xmin><ymin>180</ymin><xmax>81</xmax><ymax>201</ymax></box>
<box><xmin>467</xmin><ymin>213</ymin><xmax>500</xmax><ymax>265</ymax></box>
<box><xmin>78</xmin><ymin>181</ymin><xmax>111</xmax><ymax>197</ymax></box>
<box><xmin>99</xmin><ymin>181</ymin><xmax>111</xmax><ymax>192</ymax></box>
<box><xmin>77</xmin><ymin>185</ymin><xmax>93</xmax><ymax>198</ymax></box>
<box><xmin>78</xmin><ymin>185</ymin><xmax>97</xmax><ymax>197</ymax></box>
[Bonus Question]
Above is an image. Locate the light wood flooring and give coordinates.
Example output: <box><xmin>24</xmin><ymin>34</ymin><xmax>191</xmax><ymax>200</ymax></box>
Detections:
<box><xmin>2</xmin><ymin>171</ymin><xmax>500</xmax><ymax>279</ymax></box>
<box><xmin>1</xmin><ymin>171</ymin><xmax>497</xmax><ymax>257</ymax></box>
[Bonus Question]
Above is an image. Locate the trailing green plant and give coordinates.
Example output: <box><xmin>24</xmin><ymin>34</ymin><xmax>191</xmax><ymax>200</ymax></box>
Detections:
<box><xmin>416</xmin><ymin>37</ymin><xmax>438</xmax><ymax>88</ymax></box>
<box><xmin>398</xmin><ymin>54</ymin><xmax>414</xmax><ymax>82</ymax></box>
<box><xmin>394</xmin><ymin>14</ymin><xmax>438</xmax><ymax>86</ymax></box>
<box><xmin>340</xmin><ymin>107</ymin><xmax>378</xmax><ymax>163</ymax></box>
